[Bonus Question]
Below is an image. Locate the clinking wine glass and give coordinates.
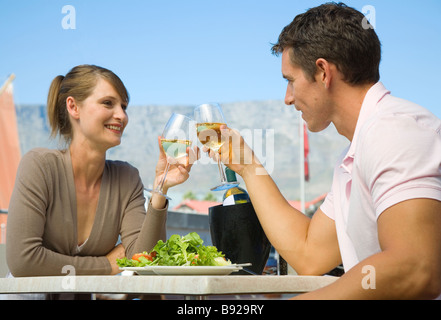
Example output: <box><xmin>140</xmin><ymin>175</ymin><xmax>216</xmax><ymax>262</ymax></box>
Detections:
<box><xmin>194</xmin><ymin>103</ymin><xmax>239</xmax><ymax>191</ymax></box>
<box><xmin>146</xmin><ymin>113</ymin><xmax>193</xmax><ymax>200</ymax></box>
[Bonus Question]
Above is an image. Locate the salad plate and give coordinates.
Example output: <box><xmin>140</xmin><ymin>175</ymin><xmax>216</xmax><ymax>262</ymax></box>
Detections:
<box><xmin>120</xmin><ymin>264</ymin><xmax>250</xmax><ymax>276</ymax></box>
<box><xmin>117</xmin><ymin>232</ymin><xmax>252</xmax><ymax>276</ymax></box>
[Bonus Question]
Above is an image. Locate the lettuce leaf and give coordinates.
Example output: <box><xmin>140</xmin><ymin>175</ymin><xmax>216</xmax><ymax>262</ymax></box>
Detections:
<box><xmin>116</xmin><ymin>232</ymin><xmax>230</xmax><ymax>267</ymax></box>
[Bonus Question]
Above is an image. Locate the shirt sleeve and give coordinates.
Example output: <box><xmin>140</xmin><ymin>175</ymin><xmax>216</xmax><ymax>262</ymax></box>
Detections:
<box><xmin>118</xmin><ymin>165</ymin><xmax>167</xmax><ymax>258</ymax></box>
<box><xmin>359</xmin><ymin>114</ymin><xmax>441</xmax><ymax>217</ymax></box>
<box><xmin>320</xmin><ymin>188</ymin><xmax>335</xmax><ymax>220</ymax></box>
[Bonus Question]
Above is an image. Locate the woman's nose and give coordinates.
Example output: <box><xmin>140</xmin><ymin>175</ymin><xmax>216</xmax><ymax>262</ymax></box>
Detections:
<box><xmin>115</xmin><ymin>105</ymin><xmax>128</xmax><ymax>124</ymax></box>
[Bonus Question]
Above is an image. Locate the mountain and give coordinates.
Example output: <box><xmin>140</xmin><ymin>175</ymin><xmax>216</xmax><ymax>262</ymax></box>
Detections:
<box><xmin>14</xmin><ymin>101</ymin><xmax>348</xmax><ymax>206</ymax></box>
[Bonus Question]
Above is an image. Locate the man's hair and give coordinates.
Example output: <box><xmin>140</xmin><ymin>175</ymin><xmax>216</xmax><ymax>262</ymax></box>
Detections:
<box><xmin>271</xmin><ymin>2</ymin><xmax>381</xmax><ymax>85</ymax></box>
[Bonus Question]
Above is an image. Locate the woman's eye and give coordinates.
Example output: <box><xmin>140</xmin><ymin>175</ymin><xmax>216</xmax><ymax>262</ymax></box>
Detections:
<box><xmin>103</xmin><ymin>100</ymin><xmax>112</xmax><ymax>106</ymax></box>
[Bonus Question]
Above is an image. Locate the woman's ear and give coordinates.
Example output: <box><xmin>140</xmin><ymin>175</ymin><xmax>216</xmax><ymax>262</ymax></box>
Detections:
<box><xmin>66</xmin><ymin>96</ymin><xmax>80</xmax><ymax>119</ymax></box>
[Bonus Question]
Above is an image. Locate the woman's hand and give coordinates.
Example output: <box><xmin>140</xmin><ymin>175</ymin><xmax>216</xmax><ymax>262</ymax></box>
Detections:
<box><xmin>151</xmin><ymin>136</ymin><xmax>199</xmax><ymax>207</ymax></box>
<box><xmin>106</xmin><ymin>243</ymin><xmax>125</xmax><ymax>275</ymax></box>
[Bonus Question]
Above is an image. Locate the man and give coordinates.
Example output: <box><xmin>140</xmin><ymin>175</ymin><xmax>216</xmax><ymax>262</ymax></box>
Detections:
<box><xmin>217</xmin><ymin>3</ymin><xmax>441</xmax><ymax>299</ymax></box>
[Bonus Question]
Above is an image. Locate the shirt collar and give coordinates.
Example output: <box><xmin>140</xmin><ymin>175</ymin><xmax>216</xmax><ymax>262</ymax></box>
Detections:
<box><xmin>340</xmin><ymin>82</ymin><xmax>391</xmax><ymax>173</ymax></box>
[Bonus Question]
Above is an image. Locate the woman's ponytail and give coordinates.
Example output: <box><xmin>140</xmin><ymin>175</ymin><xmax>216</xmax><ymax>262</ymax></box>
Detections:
<box><xmin>47</xmin><ymin>75</ymin><xmax>65</xmax><ymax>139</ymax></box>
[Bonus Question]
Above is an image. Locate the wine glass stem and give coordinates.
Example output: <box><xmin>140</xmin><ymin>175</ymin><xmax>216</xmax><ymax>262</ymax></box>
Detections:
<box><xmin>217</xmin><ymin>157</ymin><xmax>226</xmax><ymax>183</ymax></box>
<box><xmin>156</xmin><ymin>162</ymin><xmax>171</xmax><ymax>193</ymax></box>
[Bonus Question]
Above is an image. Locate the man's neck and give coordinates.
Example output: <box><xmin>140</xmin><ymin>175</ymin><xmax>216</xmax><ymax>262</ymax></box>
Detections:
<box><xmin>331</xmin><ymin>82</ymin><xmax>375</xmax><ymax>141</ymax></box>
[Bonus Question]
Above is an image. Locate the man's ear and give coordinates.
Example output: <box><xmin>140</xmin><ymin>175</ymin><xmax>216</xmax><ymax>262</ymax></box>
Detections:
<box><xmin>315</xmin><ymin>58</ymin><xmax>332</xmax><ymax>89</ymax></box>
<box><xmin>66</xmin><ymin>96</ymin><xmax>80</xmax><ymax>119</ymax></box>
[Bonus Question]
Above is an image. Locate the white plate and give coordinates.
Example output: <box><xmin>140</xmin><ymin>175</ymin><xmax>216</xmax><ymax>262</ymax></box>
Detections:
<box><xmin>120</xmin><ymin>267</ymin><xmax>155</xmax><ymax>275</ymax></box>
<box><xmin>120</xmin><ymin>264</ymin><xmax>249</xmax><ymax>276</ymax></box>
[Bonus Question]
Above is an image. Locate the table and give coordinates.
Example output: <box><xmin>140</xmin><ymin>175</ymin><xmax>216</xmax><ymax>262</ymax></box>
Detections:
<box><xmin>0</xmin><ymin>275</ymin><xmax>337</xmax><ymax>299</ymax></box>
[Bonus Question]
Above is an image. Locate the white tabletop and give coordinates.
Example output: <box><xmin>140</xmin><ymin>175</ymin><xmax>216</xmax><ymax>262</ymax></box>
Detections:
<box><xmin>0</xmin><ymin>275</ymin><xmax>337</xmax><ymax>297</ymax></box>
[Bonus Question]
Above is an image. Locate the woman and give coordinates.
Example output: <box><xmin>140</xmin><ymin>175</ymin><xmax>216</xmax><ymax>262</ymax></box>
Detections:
<box><xmin>6</xmin><ymin>65</ymin><xmax>193</xmax><ymax>279</ymax></box>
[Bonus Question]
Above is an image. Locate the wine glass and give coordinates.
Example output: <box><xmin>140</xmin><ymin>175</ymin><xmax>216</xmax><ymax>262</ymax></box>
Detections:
<box><xmin>147</xmin><ymin>113</ymin><xmax>193</xmax><ymax>200</ymax></box>
<box><xmin>194</xmin><ymin>103</ymin><xmax>239</xmax><ymax>191</ymax></box>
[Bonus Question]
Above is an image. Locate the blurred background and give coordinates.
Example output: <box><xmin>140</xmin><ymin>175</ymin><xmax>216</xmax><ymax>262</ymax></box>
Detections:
<box><xmin>1</xmin><ymin>0</ymin><xmax>440</xmax><ymax>206</ymax></box>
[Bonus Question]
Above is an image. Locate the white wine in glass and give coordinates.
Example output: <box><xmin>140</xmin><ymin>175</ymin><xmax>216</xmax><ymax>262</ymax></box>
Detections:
<box><xmin>196</xmin><ymin>122</ymin><xmax>224</xmax><ymax>152</ymax></box>
<box><xmin>161</xmin><ymin>139</ymin><xmax>192</xmax><ymax>160</ymax></box>
<box><xmin>146</xmin><ymin>113</ymin><xmax>193</xmax><ymax>200</ymax></box>
<box><xmin>194</xmin><ymin>103</ymin><xmax>239</xmax><ymax>191</ymax></box>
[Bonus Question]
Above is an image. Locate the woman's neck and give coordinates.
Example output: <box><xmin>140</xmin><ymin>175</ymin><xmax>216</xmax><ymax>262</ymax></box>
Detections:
<box><xmin>69</xmin><ymin>142</ymin><xmax>106</xmax><ymax>189</ymax></box>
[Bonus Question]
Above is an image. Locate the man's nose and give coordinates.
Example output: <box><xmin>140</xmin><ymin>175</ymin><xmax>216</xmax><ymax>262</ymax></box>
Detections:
<box><xmin>284</xmin><ymin>85</ymin><xmax>295</xmax><ymax>106</ymax></box>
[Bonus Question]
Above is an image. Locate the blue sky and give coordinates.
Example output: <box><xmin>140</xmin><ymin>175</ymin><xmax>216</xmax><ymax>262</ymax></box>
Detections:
<box><xmin>1</xmin><ymin>0</ymin><xmax>441</xmax><ymax>118</ymax></box>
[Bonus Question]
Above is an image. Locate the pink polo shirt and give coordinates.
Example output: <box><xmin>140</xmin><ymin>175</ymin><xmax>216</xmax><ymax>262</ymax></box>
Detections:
<box><xmin>320</xmin><ymin>82</ymin><xmax>441</xmax><ymax>271</ymax></box>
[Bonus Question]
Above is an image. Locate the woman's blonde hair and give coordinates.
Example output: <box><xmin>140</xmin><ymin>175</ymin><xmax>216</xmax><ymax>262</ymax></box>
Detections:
<box><xmin>47</xmin><ymin>64</ymin><xmax>129</xmax><ymax>144</ymax></box>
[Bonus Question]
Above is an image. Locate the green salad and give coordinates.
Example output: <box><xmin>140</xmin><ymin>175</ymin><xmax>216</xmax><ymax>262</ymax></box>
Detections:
<box><xmin>117</xmin><ymin>232</ymin><xmax>231</xmax><ymax>267</ymax></box>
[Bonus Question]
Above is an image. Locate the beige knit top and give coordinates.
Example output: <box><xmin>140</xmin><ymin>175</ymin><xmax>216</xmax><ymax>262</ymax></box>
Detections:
<box><xmin>6</xmin><ymin>148</ymin><xmax>167</xmax><ymax>276</ymax></box>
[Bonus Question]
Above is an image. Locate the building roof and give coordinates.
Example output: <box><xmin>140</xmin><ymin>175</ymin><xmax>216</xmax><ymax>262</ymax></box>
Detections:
<box><xmin>172</xmin><ymin>193</ymin><xmax>327</xmax><ymax>214</ymax></box>
<box><xmin>287</xmin><ymin>193</ymin><xmax>327</xmax><ymax>211</ymax></box>
<box><xmin>172</xmin><ymin>200</ymin><xmax>221</xmax><ymax>214</ymax></box>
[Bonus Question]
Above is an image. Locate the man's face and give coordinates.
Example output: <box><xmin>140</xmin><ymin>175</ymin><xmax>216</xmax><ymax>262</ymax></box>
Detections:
<box><xmin>281</xmin><ymin>48</ymin><xmax>332</xmax><ymax>132</ymax></box>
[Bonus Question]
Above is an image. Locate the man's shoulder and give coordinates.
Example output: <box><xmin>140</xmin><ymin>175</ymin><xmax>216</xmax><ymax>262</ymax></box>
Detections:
<box><xmin>361</xmin><ymin>95</ymin><xmax>441</xmax><ymax>143</ymax></box>
<box><xmin>377</xmin><ymin>95</ymin><xmax>441</xmax><ymax>129</ymax></box>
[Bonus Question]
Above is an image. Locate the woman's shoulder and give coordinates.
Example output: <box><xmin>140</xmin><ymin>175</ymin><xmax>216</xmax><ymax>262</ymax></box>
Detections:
<box><xmin>105</xmin><ymin>159</ymin><xmax>140</xmax><ymax>179</ymax></box>
<box><xmin>15</xmin><ymin>148</ymin><xmax>69</xmax><ymax>185</ymax></box>
<box><xmin>106</xmin><ymin>158</ymin><xmax>137</xmax><ymax>170</ymax></box>
<box><xmin>104</xmin><ymin>160</ymin><xmax>143</xmax><ymax>194</ymax></box>
<box><xmin>20</xmin><ymin>148</ymin><xmax>67</xmax><ymax>167</ymax></box>
<box><xmin>24</xmin><ymin>147</ymin><xmax>65</xmax><ymax>156</ymax></box>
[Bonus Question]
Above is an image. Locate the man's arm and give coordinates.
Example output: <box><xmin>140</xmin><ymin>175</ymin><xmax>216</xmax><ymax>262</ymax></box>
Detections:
<box><xmin>217</xmin><ymin>127</ymin><xmax>341</xmax><ymax>275</ymax></box>
<box><xmin>295</xmin><ymin>198</ymin><xmax>441</xmax><ymax>299</ymax></box>
<box><xmin>241</xmin><ymin>162</ymin><xmax>342</xmax><ymax>275</ymax></box>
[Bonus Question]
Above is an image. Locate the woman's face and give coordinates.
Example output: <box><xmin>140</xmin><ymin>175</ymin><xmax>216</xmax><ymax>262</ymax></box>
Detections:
<box><xmin>71</xmin><ymin>78</ymin><xmax>129</xmax><ymax>151</ymax></box>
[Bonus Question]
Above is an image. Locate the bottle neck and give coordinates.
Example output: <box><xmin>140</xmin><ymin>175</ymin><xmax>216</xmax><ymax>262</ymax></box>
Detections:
<box><xmin>225</xmin><ymin>168</ymin><xmax>238</xmax><ymax>183</ymax></box>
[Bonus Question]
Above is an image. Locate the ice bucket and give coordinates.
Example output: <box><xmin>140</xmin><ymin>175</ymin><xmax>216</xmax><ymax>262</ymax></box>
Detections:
<box><xmin>209</xmin><ymin>202</ymin><xmax>271</xmax><ymax>275</ymax></box>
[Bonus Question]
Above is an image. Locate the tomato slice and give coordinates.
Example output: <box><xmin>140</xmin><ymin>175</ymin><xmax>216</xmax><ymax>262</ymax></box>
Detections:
<box><xmin>132</xmin><ymin>253</ymin><xmax>153</xmax><ymax>262</ymax></box>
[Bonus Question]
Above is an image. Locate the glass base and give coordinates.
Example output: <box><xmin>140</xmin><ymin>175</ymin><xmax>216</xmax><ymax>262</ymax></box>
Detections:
<box><xmin>210</xmin><ymin>182</ymin><xmax>239</xmax><ymax>192</ymax></box>
<box><xmin>144</xmin><ymin>188</ymin><xmax>172</xmax><ymax>200</ymax></box>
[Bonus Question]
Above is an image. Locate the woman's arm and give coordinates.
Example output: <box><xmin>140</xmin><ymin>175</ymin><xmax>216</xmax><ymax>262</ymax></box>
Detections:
<box><xmin>6</xmin><ymin>150</ymin><xmax>112</xmax><ymax>276</ymax></box>
<box><xmin>120</xmin><ymin>135</ymin><xmax>198</xmax><ymax>258</ymax></box>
